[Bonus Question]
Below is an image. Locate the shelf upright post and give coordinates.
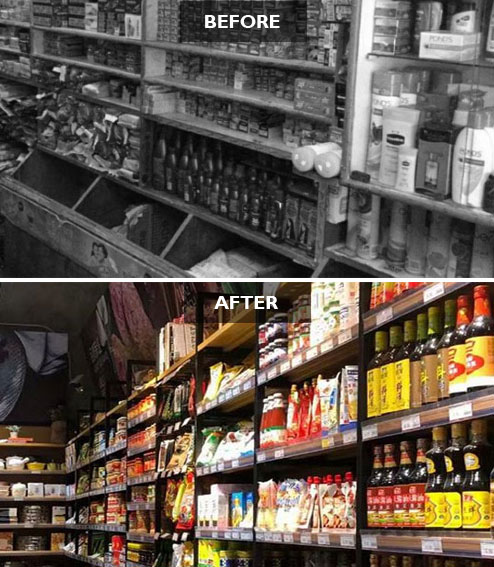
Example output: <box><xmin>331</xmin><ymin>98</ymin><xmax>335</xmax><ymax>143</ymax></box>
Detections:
<box><xmin>253</xmin><ymin>282</ymin><xmax>265</xmax><ymax>567</ymax></box>
<box><xmin>356</xmin><ymin>283</ymin><xmax>372</xmax><ymax>567</ymax></box>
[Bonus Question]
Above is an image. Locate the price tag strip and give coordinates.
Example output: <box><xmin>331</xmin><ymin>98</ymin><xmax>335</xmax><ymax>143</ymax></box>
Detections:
<box><xmin>449</xmin><ymin>402</ymin><xmax>473</xmax><ymax>423</ymax></box>
<box><xmin>376</xmin><ymin>307</ymin><xmax>393</xmax><ymax>326</ymax></box>
<box><xmin>402</xmin><ymin>414</ymin><xmax>421</xmax><ymax>432</ymax></box>
<box><xmin>361</xmin><ymin>534</ymin><xmax>377</xmax><ymax>550</ymax></box>
<box><xmin>362</xmin><ymin>423</ymin><xmax>378</xmax><ymax>441</ymax></box>
<box><xmin>424</xmin><ymin>283</ymin><xmax>445</xmax><ymax>303</ymax></box>
<box><xmin>421</xmin><ymin>537</ymin><xmax>443</xmax><ymax>554</ymax></box>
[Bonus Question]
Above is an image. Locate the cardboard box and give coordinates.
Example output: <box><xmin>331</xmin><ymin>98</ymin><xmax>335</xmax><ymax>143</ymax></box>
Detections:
<box><xmin>419</xmin><ymin>31</ymin><xmax>481</xmax><ymax>62</ymax></box>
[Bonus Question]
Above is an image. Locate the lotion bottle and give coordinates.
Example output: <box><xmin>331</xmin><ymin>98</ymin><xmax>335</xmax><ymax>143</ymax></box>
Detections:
<box><xmin>452</xmin><ymin>108</ymin><xmax>494</xmax><ymax>208</ymax></box>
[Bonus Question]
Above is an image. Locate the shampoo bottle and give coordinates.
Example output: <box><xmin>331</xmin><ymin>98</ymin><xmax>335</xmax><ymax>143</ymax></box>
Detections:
<box><xmin>452</xmin><ymin>108</ymin><xmax>494</xmax><ymax>207</ymax></box>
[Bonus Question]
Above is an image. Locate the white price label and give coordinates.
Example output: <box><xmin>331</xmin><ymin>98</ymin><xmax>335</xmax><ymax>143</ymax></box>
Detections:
<box><xmin>210</xmin><ymin>464</ymin><xmax>217</xmax><ymax>473</ymax></box>
<box><xmin>449</xmin><ymin>402</ymin><xmax>473</xmax><ymax>422</ymax></box>
<box><xmin>481</xmin><ymin>541</ymin><xmax>494</xmax><ymax>557</ymax></box>
<box><xmin>300</xmin><ymin>533</ymin><xmax>312</xmax><ymax>544</ymax></box>
<box><xmin>343</xmin><ymin>430</ymin><xmax>357</xmax><ymax>444</ymax></box>
<box><xmin>218</xmin><ymin>394</ymin><xmax>226</xmax><ymax>404</ymax></box>
<box><xmin>167</xmin><ymin>426</ymin><xmax>173</xmax><ymax>435</ymax></box>
<box><xmin>307</xmin><ymin>347</ymin><xmax>319</xmax><ymax>360</ymax></box>
<box><xmin>339</xmin><ymin>329</ymin><xmax>352</xmax><ymax>344</ymax></box>
<box><xmin>402</xmin><ymin>414</ymin><xmax>421</xmax><ymax>432</ymax></box>
<box><xmin>424</xmin><ymin>283</ymin><xmax>445</xmax><ymax>303</ymax></box>
<box><xmin>265</xmin><ymin>532</ymin><xmax>273</xmax><ymax>542</ymax></box>
<box><xmin>267</xmin><ymin>367</ymin><xmax>278</xmax><ymax>381</ymax></box>
<box><xmin>318</xmin><ymin>534</ymin><xmax>330</xmax><ymax>545</ymax></box>
<box><xmin>257</xmin><ymin>452</ymin><xmax>266</xmax><ymax>462</ymax></box>
<box><xmin>320</xmin><ymin>339</ymin><xmax>334</xmax><ymax>353</ymax></box>
<box><xmin>202</xmin><ymin>467</ymin><xmax>210</xmax><ymax>475</ymax></box>
<box><xmin>362</xmin><ymin>424</ymin><xmax>378</xmax><ymax>440</ymax></box>
<box><xmin>217</xmin><ymin>462</ymin><xmax>225</xmax><ymax>471</ymax></box>
<box><xmin>361</xmin><ymin>534</ymin><xmax>377</xmax><ymax>550</ymax></box>
<box><xmin>280</xmin><ymin>360</ymin><xmax>291</xmax><ymax>373</ymax></box>
<box><xmin>174</xmin><ymin>422</ymin><xmax>181</xmax><ymax>431</ymax></box>
<box><xmin>273</xmin><ymin>532</ymin><xmax>282</xmax><ymax>542</ymax></box>
<box><xmin>376</xmin><ymin>307</ymin><xmax>393</xmax><ymax>326</ymax></box>
<box><xmin>232</xmin><ymin>387</ymin><xmax>240</xmax><ymax>397</ymax></box>
<box><xmin>224</xmin><ymin>531</ymin><xmax>232</xmax><ymax>539</ymax></box>
<box><xmin>242</xmin><ymin>381</ymin><xmax>251</xmax><ymax>392</ymax></box>
<box><xmin>421</xmin><ymin>538</ymin><xmax>443</xmax><ymax>553</ymax></box>
<box><xmin>172</xmin><ymin>533</ymin><xmax>179</xmax><ymax>541</ymax></box>
<box><xmin>292</xmin><ymin>354</ymin><xmax>303</xmax><ymax>368</ymax></box>
<box><xmin>232</xmin><ymin>459</ymin><xmax>239</xmax><ymax>468</ymax></box>
<box><xmin>274</xmin><ymin>449</ymin><xmax>285</xmax><ymax>459</ymax></box>
<box><xmin>283</xmin><ymin>533</ymin><xmax>294</xmax><ymax>543</ymax></box>
<box><xmin>258</xmin><ymin>373</ymin><xmax>266</xmax><ymax>385</ymax></box>
<box><xmin>340</xmin><ymin>534</ymin><xmax>355</xmax><ymax>548</ymax></box>
<box><xmin>257</xmin><ymin>531</ymin><xmax>265</xmax><ymax>541</ymax></box>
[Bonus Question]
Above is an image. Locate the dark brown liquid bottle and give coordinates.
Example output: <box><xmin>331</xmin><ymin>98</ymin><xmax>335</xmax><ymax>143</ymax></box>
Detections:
<box><xmin>410</xmin><ymin>313</ymin><xmax>428</xmax><ymax>408</ymax></box>
<box><xmin>395</xmin><ymin>320</ymin><xmax>416</xmax><ymax>412</ymax></box>
<box><xmin>442</xmin><ymin>422</ymin><xmax>466</xmax><ymax>529</ymax></box>
<box><xmin>448</xmin><ymin>294</ymin><xmax>472</xmax><ymax>396</ymax></box>
<box><xmin>379</xmin><ymin>443</ymin><xmax>397</xmax><ymax>528</ymax></box>
<box><xmin>421</xmin><ymin>306</ymin><xmax>442</xmax><ymax>405</ymax></box>
<box><xmin>463</xmin><ymin>419</ymin><xmax>491</xmax><ymax>529</ymax></box>
<box><xmin>466</xmin><ymin>285</ymin><xmax>494</xmax><ymax>391</ymax></box>
<box><xmin>367</xmin><ymin>331</ymin><xmax>388</xmax><ymax>418</ymax></box>
<box><xmin>437</xmin><ymin>299</ymin><xmax>457</xmax><ymax>400</ymax></box>
<box><xmin>367</xmin><ymin>445</ymin><xmax>384</xmax><ymax>528</ymax></box>
<box><xmin>409</xmin><ymin>438</ymin><xmax>429</xmax><ymax>528</ymax></box>
<box><xmin>393</xmin><ymin>441</ymin><xmax>415</xmax><ymax>528</ymax></box>
<box><xmin>152</xmin><ymin>128</ymin><xmax>166</xmax><ymax>191</ymax></box>
<box><xmin>425</xmin><ymin>426</ymin><xmax>448</xmax><ymax>528</ymax></box>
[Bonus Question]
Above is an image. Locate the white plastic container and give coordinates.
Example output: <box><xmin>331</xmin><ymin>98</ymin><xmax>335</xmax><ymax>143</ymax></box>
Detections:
<box><xmin>292</xmin><ymin>142</ymin><xmax>336</xmax><ymax>173</ymax></box>
<box><xmin>314</xmin><ymin>144</ymin><xmax>342</xmax><ymax>178</ymax></box>
<box><xmin>395</xmin><ymin>147</ymin><xmax>418</xmax><ymax>192</ymax></box>
<box><xmin>452</xmin><ymin>109</ymin><xmax>494</xmax><ymax>208</ymax></box>
<box><xmin>379</xmin><ymin>107</ymin><xmax>421</xmax><ymax>187</ymax></box>
<box><xmin>356</xmin><ymin>194</ymin><xmax>381</xmax><ymax>260</ymax></box>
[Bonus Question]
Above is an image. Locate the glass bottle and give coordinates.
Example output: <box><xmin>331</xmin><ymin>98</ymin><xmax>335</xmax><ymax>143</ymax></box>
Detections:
<box><xmin>176</xmin><ymin>150</ymin><xmax>189</xmax><ymax>199</ymax></box>
<box><xmin>164</xmin><ymin>145</ymin><xmax>177</xmax><ymax>194</ymax></box>
<box><xmin>448</xmin><ymin>294</ymin><xmax>472</xmax><ymax>395</ymax></box>
<box><xmin>409</xmin><ymin>438</ymin><xmax>429</xmax><ymax>528</ymax></box>
<box><xmin>395</xmin><ymin>320</ymin><xmax>417</xmax><ymax>412</ymax></box>
<box><xmin>421</xmin><ymin>306</ymin><xmax>442</xmax><ymax>404</ymax></box>
<box><xmin>393</xmin><ymin>440</ymin><xmax>415</xmax><ymax>528</ymax></box>
<box><xmin>378</xmin><ymin>443</ymin><xmax>397</xmax><ymax>528</ymax></box>
<box><xmin>437</xmin><ymin>299</ymin><xmax>457</xmax><ymax>400</ymax></box>
<box><xmin>380</xmin><ymin>326</ymin><xmax>403</xmax><ymax>415</ymax></box>
<box><xmin>367</xmin><ymin>445</ymin><xmax>384</xmax><ymax>528</ymax></box>
<box><xmin>183</xmin><ymin>152</ymin><xmax>198</xmax><ymax>204</ymax></box>
<box><xmin>462</xmin><ymin>419</ymin><xmax>491</xmax><ymax>529</ymax></box>
<box><xmin>425</xmin><ymin>426</ymin><xmax>448</xmax><ymax>528</ymax></box>
<box><xmin>410</xmin><ymin>313</ymin><xmax>428</xmax><ymax>408</ymax></box>
<box><xmin>466</xmin><ymin>285</ymin><xmax>494</xmax><ymax>391</ymax></box>
<box><xmin>209</xmin><ymin>179</ymin><xmax>220</xmax><ymax>214</ymax></box>
<box><xmin>367</xmin><ymin>331</ymin><xmax>388</xmax><ymax>418</ymax></box>
<box><xmin>152</xmin><ymin>128</ymin><xmax>166</xmax><ymax>191</ymax></box>
<box><xmin>443</xmin><ymin>422</ymin><xmax>466</xmax><ymax>529</ymax></box>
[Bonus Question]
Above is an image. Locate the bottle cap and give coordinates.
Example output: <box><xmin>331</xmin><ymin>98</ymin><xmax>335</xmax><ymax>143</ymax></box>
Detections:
<box><xmin>471</xmin><ymin>419</ymin><xmax>487</xmax><ymax>435</ymax></box>
<box><xmin>473</xmin><ymin>285</ymin><xmax>489</xmax><ymax>299</ymax></box>
<box><xmin>451</xmin><ymin>422</ymin><xmax>467</xmax><ymax>438</ymax></box>
<box><xmin>334</xmin><ymin>474</ymin><xmax>342</xmax><ymax>484</ymax></box>
<box><xmin>344</xmin><ymin>472</ymin><xmax>353</xmax><ymax>482</ymax></box>
<box><xmin>458</xmin><ymin>295</ymin><xmax>470</xmax><ymax>308</ymax></box>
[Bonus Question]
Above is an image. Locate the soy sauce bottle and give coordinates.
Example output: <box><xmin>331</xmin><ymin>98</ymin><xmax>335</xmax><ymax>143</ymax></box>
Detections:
<box><xmin>443</xmin><ymin>422</ymin><xmax>466</xmax><ymax>529</ymax></box>
<box><xmin>425</xmin><ymin>426</ymin><xmax>448</xmax><ymax>528</ymax></box>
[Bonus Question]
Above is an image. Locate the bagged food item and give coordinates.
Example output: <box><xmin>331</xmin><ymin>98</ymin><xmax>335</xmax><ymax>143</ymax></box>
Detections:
<box><xmin>176</xmin><ymin>472</ymin><xmax>195</xmax><ymax>530</ymax></box>
<box><xmin>172</xmin><ymin>477</ymin><xmax>186</xmax><ymax>522</ymax></box>
<box><xmin>320</xmin><ymin>377</ymin><xmax>339</xmax><ymax>434</ymax></box>
<box><xmin>203</xmin><ymin>362</ymin><xmax>224</xmax><ymax>402</ymax></box>
<box><xmin>165</xmin><ymin>433</ymin><xmax>194</xmax><ymax>472</ymax></box>
<box><xmin>339</xmin><ymin>366</ymin><xmax>358</xmax><ymax>429</ymax></box>
<box><xmin>257</xmin><ymin>480</ymin><xmax>278</xmax><ymax>530</ymax></box>
<box><xmin>196</xmin><ymin>428</ymin><xmax>224</xmax><ymax>466</ymax></box>
<box><xmin>164</xmin><ymin>479</ymin><xmax>178</xmax><ymax>519</ymax></box>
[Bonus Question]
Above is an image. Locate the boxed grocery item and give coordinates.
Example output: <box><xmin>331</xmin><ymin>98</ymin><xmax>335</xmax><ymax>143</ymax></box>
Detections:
<box><xmin>0</xmin><ymin>532</ymin><xmax>13</xmax><ymax>551</ymax></box>
<box><xmin>419</xmin><ymin>31</ymin><xmax>481</xmax><ymax>62</ymax></box>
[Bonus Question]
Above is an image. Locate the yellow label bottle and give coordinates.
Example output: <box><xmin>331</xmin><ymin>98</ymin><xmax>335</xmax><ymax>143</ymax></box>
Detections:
<box><xmin>394</xmin><ymin>320</ymin><xmax>415</xmax><ymax>412</ymax></box>
<box><xmin>421</xmin><ymin>307</ymin><xmax>441</xmax><ymax>404</ymax></box>
<box><xmin>367</xmin><ymin>331</ymin><xmax>387</xmax><ymax>418</ymax></box>
<box><xmin>380</xmin><ymin>326</ymin><xmax>402</xmax><ymax>414</ymax></box>
<box><xmin>448</xmin><ymin>294</ymin><xmax>472</xmax><ymax>395</ymax></box>
<box><xmin>424</xmin><ymin>427</ymin><xmax>448</xmax><ymax>529</ymax></box>
<box><xmin>442</xmin><ymin>422</ymin><xmax>466</xmax><ymax>529</ymax></box>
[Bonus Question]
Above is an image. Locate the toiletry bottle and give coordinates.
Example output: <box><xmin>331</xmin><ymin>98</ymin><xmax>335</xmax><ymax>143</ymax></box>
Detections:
<box><xmin>452</xmin><ymin>108</ymin><xmax>494</xmax><ymax>207</ymax></box>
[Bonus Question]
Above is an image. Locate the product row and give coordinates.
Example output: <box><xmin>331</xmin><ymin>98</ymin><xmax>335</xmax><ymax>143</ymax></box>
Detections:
<box><xmin>367</xmin><ymin>420</ymin><xmax>494</xmax><ymax>530</ymax></box>
<box><xmin>367</xmin><ymin>284</ymin><xmax>493</xmax><ymax>418</ymax></box>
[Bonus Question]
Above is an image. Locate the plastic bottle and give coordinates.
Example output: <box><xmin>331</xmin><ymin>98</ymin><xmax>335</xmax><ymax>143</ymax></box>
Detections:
<box><xmin>452</xmin><ymin>108</ymin><xmax>494</xmax><ymax>208</ymax></box>
<box><xmin>313</xmin><ymin>144</ymin><xmax>342</xmax><ymax>178</ymax></box>
<box><xmin>292</xmin><ymin>142</ymin><xmax>336</xmax><ymax>173</ymax></box>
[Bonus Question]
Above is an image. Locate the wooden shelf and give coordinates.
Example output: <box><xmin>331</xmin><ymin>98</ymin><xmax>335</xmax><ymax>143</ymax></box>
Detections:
<box><xmin>67</xmin><ymin>523</ymin><xmax>126</xmax><ymax>533</ymax></box>
<box><xmin>128</xmin><ymin>472</ymin><xmax>156</xmax><ymax>486</ymax></box>
<box><xmin>196</xmin><ymin>455</ymin><xmax>254</xmax><ymax>477</ymax></box>
<box><xmin>196</xmin><ymin>527</ymin><xmax>254</xmax><ymax>542</ymax></box>
<box><xmin>257</xmin><ymin>429</ymin><xmax>357</xmax><ymax>464</ymax></box>
<box><xmin>325</xmin><ymin>244</ymin><xmax>409</xmax><ymax>277</ymax></box>
<box><xmin>197</xmin><ymin>306</ymin><xmax>256</xmax><ymax>352</ymax></box>
<box><xmin>147</xmin><ymin>113</ymin><xmax>292</xmax><ymax>160</ymax></box>
<box><xmin>145</xmin><ymin>75</ymin><xmax>332</xmax><ymax>123</ymax></box>
<box><xmin>0</xmin><ymin>70</ymin><xmax>39</xmax><ymax>87</ymax></box>
<box><xmin>35</xmin><ymin>53</ymin><xmax>141</xmax><ymax>81</ymax></box>
<box><xmin>73</xmin><ymin>91</ymin><xmax>140</xmax><ymax>113</ymax></box>
<box><xmin>127</xmin><ymin>440</ymin><xmax>155</xmax><ymax>457</ymax></box>
<box><xmin>0</xmin><ymin>19</ymin><xmax>31</xmax><ymax>28</ymax></box>
<box><xmin>127</xmin><ymin>502</ymin><xmax>155</xmax><ymax>511</ymax></box>
<box><xmin>362</xmin><ymin>386</ymin><xmax>494</xmax><ymax>442</ymax></box>
<box><xmin>344</xmin><ymin>177</ymin><xmax>494</xmax><ymax>229</ymax></box>
<box><xmin>34</xmin><ymin>25</ymin><xmax>142</xmax><ymax>45</ymax></box>
<box><xmin>0</xmin><ymin>442</ymin><xmax>64</xmax><ymax>449</ymax></box>
<box><xmin>127</xmin><ymin>408</ymin><xmax>156</xmax><ymax>429</ymax></box>
<box><xmin>368</xmin><ymin>50</ymin><xmax>494</xmax><ymax>70</ymax></box>
<box><xmin>0</xmin><ymin>551</ymin><xmax>65</xmax><ymax>557</ymax></box>
<box><xmin>157</xmin><ymin>351</ymin><xmax>195</xmax><ymax>385</ymax></box>
<box><xmin>0</xmin><ymin>46</ymin><xmax>22</xmax><ymax>55</ymax></box>
<box><xmin>0</xmin><ymin>470</ymin><xmax>65</xmax><ymax>476</ymax></box>
<box><xmin>145</xmin><ymin>41</ymin><xmax>335</xmax><ymax>74</ymax></box>
<box><xmin>0</xmin><ymin>523</ymin><xmax>65</xmax><ymax>529</ymax></box>
<box><xmin>363</xmin><ymin>282</ymin><xmax>471</xmax><ymax>333</ymax></box>
<box><xmin>127</xmin><ymin>531</ymin><xmax>156</xmax><ymax>543</ymax></box>
<box><xmin>360</xmin><ymin>529</ymin><xmax>494</xmax><ymax>558</ymax></box>
<box><xmin>0</xmin><ymin>496</ymin><xmax>66</xmax><ymax>503</ymax></box>
<box><xmin>257</xmin><ymin>324</ymin><xmax>359</xmax><ymax>386</ymax></box>
<box><xmin>256</xmin><ymin>529</ymin><xmax>356</xmax><ymax>548</ymax></box>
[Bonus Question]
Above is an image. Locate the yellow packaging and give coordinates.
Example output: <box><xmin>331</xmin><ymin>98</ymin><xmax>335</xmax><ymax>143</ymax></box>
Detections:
<box><xmin>421</xmin><ymin>353</ymin><xmax>439</xmax><ymax>404</ymax></box>
<box><xmin>448</xmin><ymin>344</ymin><xmax>467</xmax><ymax>394</ymax></box>
<box><xmin>410</xmin><ymin>360</ymin><xmax>423</xmax><ymax>407</ymax></box>
<box><xmin>367</xmin><ymin>368</ymin><xmax>381</xmax><ymax>417</ymax></box>
<box><xmin>380</xmin><ymin>362</ymin><xmax>396</xmax><ymax>414</ymax></box>
<box><xmin>443</xmin><ymin>492</ymin><xmax>462</xmax><ymax>528</ymax></box>
<box><xmin>425</xmin><ymin>492</ymin><xmax>445</xmax><ymax>528</ymax></box>
<box><xmin>490</xmin><ymin>481</ymin><xmax>494</xmax><ymax>529</ymax></box>
<box><xmin>395</xmin><ymin>358</ymin><xmax>410</xmax><ymax>411</ymax></box>
<box><xmin>437</xmin><ymin>347</ymin><xmax>449</xmax><ymax>399</ymax></box>
<box><xmin>466</xmin><ymin>336</ymin><xmax>494</xmax><ymax>389</ymax></box>
<box><xmin>462</xmin><ymin>491</ymin><xmax>490</xmax><ymax>529</ymax></box>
